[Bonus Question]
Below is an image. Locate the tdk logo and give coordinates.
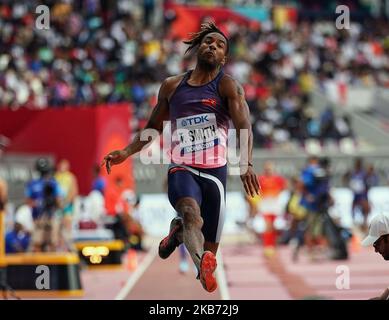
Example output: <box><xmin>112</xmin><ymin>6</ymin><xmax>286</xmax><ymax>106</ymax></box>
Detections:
<box><xmin>181</xmin><ymin>115</ymin><xmax>209</xmax><ymax>127</ymax></box>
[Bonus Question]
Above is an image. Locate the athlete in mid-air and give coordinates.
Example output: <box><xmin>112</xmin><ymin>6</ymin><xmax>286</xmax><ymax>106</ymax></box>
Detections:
<box><xmin>102</xmin><ymin>22</ymin><xmax>260</xmax><ymax>293</ymax></box>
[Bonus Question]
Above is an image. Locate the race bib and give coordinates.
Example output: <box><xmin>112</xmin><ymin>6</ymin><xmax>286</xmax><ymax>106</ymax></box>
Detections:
<box><xmin>176</xmin><ymin>113</ymin><xmax>219</xmax><ymax>154</ymax></box>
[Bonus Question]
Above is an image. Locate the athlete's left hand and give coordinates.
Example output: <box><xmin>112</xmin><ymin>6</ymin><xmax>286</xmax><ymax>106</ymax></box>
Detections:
<box><xmin>240</xmin><ymin>166</ymin><xmax>261</xmax><ymax>198</ymax></box>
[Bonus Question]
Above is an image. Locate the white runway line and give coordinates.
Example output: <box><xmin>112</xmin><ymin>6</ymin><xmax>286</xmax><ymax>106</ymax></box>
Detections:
<box><xmin>216</xmin><ymin>247</ymin><xmax>230</xmax><ymax>300</ymax></box>
<box><xmin>115</xmin><ymin>244</ymin><xmax>158</xmax><ymax>300</ymax></box>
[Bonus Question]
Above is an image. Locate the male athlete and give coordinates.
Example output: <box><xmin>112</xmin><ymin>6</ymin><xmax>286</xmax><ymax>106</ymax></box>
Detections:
<box><xmin>102</xmin><ymin>22</ymin><xmax>260</xmax><ymax>293</ymax></box>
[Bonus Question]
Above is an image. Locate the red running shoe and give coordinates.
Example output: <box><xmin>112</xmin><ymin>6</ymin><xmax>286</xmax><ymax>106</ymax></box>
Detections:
<box><xmin>199</xmin><ymin>251</ymin><xmax>218</xmax><ymax>292</ymax></box>
<box><xmin>158</xmin><ymin>217</ymin><xmax>183</xmax><ymax>259</ymax></box>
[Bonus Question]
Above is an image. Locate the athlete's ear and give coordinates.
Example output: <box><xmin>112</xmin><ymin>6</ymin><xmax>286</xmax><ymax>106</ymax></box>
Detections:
<box><xmin>221</xmin><ymin>56</ymin><xmax>227</xmax><ymax>66</ymax></box>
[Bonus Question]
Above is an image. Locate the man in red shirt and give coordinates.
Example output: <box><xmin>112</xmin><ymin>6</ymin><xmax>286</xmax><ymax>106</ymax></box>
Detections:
<box><xmin>104</xmin><ymin>176</ymin><xmax>129</xmax><ymax>243</ymax></box>
<box><xmin>258</xmin><ymin>161</ymin><xmax>287</xmax><ymax>257</ymax></box>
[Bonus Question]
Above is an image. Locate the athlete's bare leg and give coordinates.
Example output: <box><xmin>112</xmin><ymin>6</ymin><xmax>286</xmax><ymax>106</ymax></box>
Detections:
<box><xmin>176</xmin><ymin>197</ymin><xmax>204</xmax><ymax>270</ymax></box>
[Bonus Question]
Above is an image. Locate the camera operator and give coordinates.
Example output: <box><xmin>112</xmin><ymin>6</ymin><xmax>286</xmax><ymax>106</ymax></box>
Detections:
<box><xmin>301</xmin><ymin>156</ymin><xmax>339</xmax><ymax>260</ymax></box>
<box><xmin>315</xmin><ymin>158</ymin><xmax>333</xmax><ymax>214</ymax></box>
<box><xmin>301</xmin><ymin>156</ymin><xmax>326</xmax><ymax>260</ymax></box>
<box><xmin>315</xmin><ymin>157</ymin><xmax>348</xmax><ymax>260</ymax></box>
<box><xmin>25</xmin><ymin>158</ymin><xmax>62</xmax><ymax>252</ymax></box>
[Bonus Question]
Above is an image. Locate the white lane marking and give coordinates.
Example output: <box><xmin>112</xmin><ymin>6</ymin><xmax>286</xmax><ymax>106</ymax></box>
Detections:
<box><xmin>115</xmin><ymin>244</ymin><xmax>158</xmax><ymax>300</ymax></box>
<box><xmin>216</xmin><ymin>246</ymin><xmax>230</xmax><ymax>300</ymax></box>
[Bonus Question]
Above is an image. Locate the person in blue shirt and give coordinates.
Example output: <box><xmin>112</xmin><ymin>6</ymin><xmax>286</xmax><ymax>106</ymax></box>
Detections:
<box><xmin>91</xmin><ymin>164</ymin><xmax>106</xmax><ymax>195</ymax></box>
<box><xmin>300</xmin><ymin>156</ymin><xmax>321</xmax><ymax>212</ymax></box>
<box><xmin>25</xmin><ymin>158</ymin><xmax>62</xmax><ymax>252</ymax></box>
<box><xmin>300</xmin><ymin>156</ymin><xmax>328</xmax><ymax>260</ymax></box>
<box><xmin>366</xmin><ymin>163</ymin><xmax>379</xmax><ymax>190</ymax></box>
<box><xmin>343</xmin><ymin>158</ymin><xmax>370</xmax><ymax>233</ymax></box>
<box><xmin>5</xmin><ymin>222</ymin><xmax>30</xmax><ymax>254</ymax></box>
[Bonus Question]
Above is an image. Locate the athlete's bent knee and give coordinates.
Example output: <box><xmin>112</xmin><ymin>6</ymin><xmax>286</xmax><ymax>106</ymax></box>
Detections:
<box><xmin>176</xmin><ymin>198</ymin><xmax>203</xmax><ymax>230</ymax></box>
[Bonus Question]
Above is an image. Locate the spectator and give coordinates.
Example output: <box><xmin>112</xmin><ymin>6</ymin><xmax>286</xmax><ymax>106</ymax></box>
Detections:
<box><xmin>91</xmin><ymin>164</ymin><xmax>106</xmax><ymax>196</ymax></box>
<box><xmin>55</xmin><ymin>159</ymin><xmax>79</xmax><ymax>251</ymax></box>
<box><xmin>5</xmin><ymin>222</ymin><xmax>30</xmax><ymax>254</ymax></box>
<box><xmin>320</xmin><ymin>106</ymin><xmax>337</xmax><ymax>143</ymax></box>
<box><xmin>25</xmin><ymin>158</ymin><xmax>62</xmax><ymax>252</ymax></box>
<box><xmin>6</xmin><ymin>2</ymin><xmax>389</xmax><ymax>149</ymax></box>
<box><xmin>14</xmin><ymin>204</ymin><xmax>34</xmax><ymax>234</ymax></box>
<box><xmin>362</xmin><ymin>212</ymin><xmax>389</xmax><ymax>300</ymax></box>
<box><xmin>343</xmin><ymin>157</ymin><xmax>371</xmax><ymax>233</ymax></box>
<box><xmin>366</xmin><ymin>163</ymin><xmax>380</xmax><ymax>189</ymax></box>
<box><xmin>2</xmin><ymin>1</ymin><xmax>382</xmax><ymax>150</ymax></box>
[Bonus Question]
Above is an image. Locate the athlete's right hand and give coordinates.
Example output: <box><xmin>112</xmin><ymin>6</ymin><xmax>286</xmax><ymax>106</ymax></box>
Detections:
<box><xmin>240</xmin><ymin>166</ymin><xmax>261</xmax><ymax>198</ymax></box>
<box><xmin>101</xmin><ymin>149</ymin><xmax>129</xmax><ymax>174</ymax></box>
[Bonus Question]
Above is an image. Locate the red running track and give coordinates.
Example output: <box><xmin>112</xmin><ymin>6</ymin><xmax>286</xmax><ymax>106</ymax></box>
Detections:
<box><xmin>33</xmin><ymin>242</ymin><xmax>388</xmax><ymax>300</ymax></box>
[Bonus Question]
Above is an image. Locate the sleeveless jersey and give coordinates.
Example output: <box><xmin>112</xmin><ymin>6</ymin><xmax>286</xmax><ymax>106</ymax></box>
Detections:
<box><xmin>168</xmin><ymin>69</ymin><xmax>231</xmax><ymax>168</ymax></box>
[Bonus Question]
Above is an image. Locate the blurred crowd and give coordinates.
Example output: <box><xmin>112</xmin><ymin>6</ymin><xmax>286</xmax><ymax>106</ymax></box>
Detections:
<box><xmin>2</xmin><ymin>158</ymin><xmax>144</xmax><ymax>254</ymax></box>
<box><xmin>245</xmin><ymin>156</ymin><xmax>380</xmax><ymax>262</ymax></box>
<box><xmin>2</xmin><ymin>1</ymin><xmax>389</xmax><ymax>148</ymax></box>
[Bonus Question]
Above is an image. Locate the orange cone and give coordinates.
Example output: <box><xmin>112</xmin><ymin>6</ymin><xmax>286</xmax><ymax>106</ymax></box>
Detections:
<box><xmin>127</xmin><ymin>249</ymin><xmax>138</xmax><ymax>271</ymax></box>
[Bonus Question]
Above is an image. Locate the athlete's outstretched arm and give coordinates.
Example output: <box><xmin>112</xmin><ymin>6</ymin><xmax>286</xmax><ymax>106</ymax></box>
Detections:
<box><xmin>101</xmin><ymin>79</ymin><xmax>170</xmax><ymax>174</ymax></box>
<box><xmin>220</xmin><ymin>75</ymin><xmax>260</xmax><ymax>197</ymax></box>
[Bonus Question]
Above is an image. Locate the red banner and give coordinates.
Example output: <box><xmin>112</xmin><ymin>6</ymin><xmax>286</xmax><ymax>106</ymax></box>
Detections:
<box><xmin>0</xmin><ymin>104</ymin><xmax>134</xmax><ymax>195</ymax></box>
<box><xmin>166</xmin><ymin>4</ymin><xmax>256</xmax><ymax>39</ymax></box>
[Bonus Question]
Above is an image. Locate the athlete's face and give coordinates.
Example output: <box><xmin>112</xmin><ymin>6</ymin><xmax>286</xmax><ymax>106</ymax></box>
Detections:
<box><xmin>374</xmin><ymin>235</ymin><xmax>389</xmax><ymax>260</ymax></box>
<box><xmin>197</xmin><ymin>32</ymin><xmax>227</xmax><ymax>68</ymax></box>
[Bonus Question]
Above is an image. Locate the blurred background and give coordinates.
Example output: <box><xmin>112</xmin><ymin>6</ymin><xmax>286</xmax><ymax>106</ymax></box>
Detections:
<box><xmin>1</xmin><ymin>0</ymin><xmax>389</xmax><ymax>300</ymax></box>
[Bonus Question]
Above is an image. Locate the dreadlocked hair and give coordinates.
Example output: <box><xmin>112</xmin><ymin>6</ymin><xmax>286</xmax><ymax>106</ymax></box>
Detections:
<box><xmin>183</xmin><ymin>21</ymin><xmax>228</xmax><ymax>55</ymax></box>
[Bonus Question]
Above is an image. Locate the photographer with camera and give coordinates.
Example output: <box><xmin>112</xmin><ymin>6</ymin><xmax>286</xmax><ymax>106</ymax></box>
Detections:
<box><xmin>301</xmin><ymin>156</ymin><xmax>327</xmax><ymax>261</ymax></box>
<box><xmin>316</xmin><ymin>158</ymin><xmax>349</xmax><ymax>260</ymax></box>
<box><xmin>301</xmin><ymin>156</ymin><xmax>348</xmax><ymax>261</ymax></box>
<box><xmin>25</xmin><ymin>158</ymin><xmax>62</xmax><ymax>252</ymax></box>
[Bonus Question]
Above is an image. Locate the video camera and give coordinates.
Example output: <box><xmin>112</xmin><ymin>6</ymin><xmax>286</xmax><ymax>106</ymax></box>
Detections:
<box><xmin>35</xmin><ymin>158</ymin><xmax>57</xmax><ymax>214</ymax></box>
<box><xmin>314</xmin><ymin>158</ymin><xmax>332</xmax><ymax>212</ymax></box>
